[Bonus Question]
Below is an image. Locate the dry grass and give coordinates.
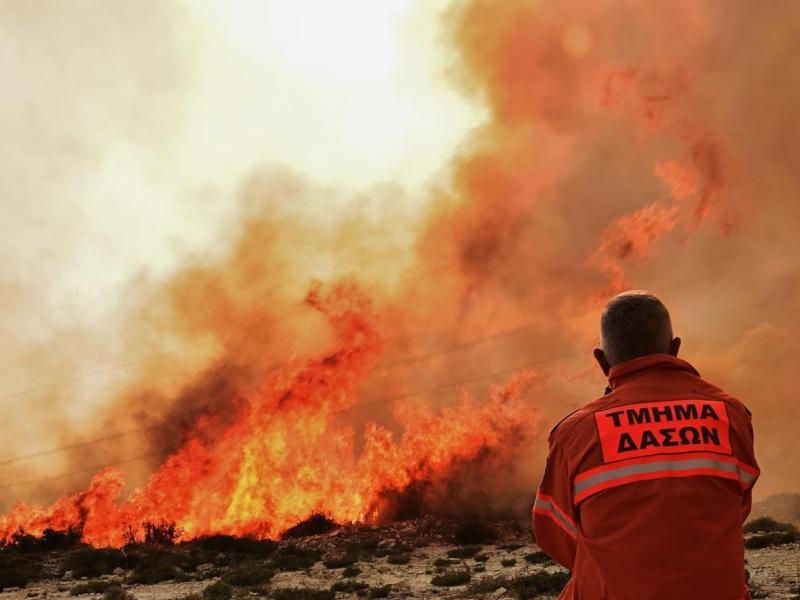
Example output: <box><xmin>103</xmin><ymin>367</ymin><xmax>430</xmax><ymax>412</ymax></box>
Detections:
<box><xmin>431</xmin><ymin>569</ymin><xmax>471</xmax><ymax>587</ymax></box>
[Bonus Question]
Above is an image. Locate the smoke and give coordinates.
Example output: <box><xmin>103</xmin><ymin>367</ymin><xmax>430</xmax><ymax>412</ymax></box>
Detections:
<box><xmin>437</xmin><ymin>0</ymin><xmax>800</xmax><ymax>499</ymax></box>
<box><xmin>0</xmin><ymin>0</ymin><xmax>200</xmax><ymax>501</ymax></box>
<box><xmin>2</xmin><ymin>0</ymin><xmax>800</xmax><ymax>534</ymax></box>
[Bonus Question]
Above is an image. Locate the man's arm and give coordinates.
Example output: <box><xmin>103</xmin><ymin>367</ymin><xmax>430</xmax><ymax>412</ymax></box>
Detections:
<box><xmin>738</xmin><ymin>409</ymin><xmax>759</xmax><ymax>522</ymax></box>
<box><xmin>532</xmin><ymin>433</ymin><xmax>578</xmax><ymax>569</ymax></box>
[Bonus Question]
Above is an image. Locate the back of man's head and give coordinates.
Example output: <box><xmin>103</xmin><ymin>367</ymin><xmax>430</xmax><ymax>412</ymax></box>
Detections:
<box><xmin>599</xmin><ymin>290</ymin><xmax>675</xmax><ymax>366</ymax></box>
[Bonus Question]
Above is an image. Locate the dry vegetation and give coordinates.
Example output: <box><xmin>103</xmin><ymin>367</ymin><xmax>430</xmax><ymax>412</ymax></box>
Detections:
<box><xmin>1</xmin><ymin>516</ymin><xmax>799</xmax><ymax>599</ymax></box>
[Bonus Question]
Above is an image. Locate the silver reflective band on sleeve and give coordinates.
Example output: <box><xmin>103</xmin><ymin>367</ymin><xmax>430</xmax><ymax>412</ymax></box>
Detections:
<box><xmin>738</xmin><ymin>469</ymin><xmax>757</xmax><ymax>485</ymax></box>
<box><xmin>533</xmin><ymin>496</ymin><xmax>578</xmax><ymax>537</ymax></box>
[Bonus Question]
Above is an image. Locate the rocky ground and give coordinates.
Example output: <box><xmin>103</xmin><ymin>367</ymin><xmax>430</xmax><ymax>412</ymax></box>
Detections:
<box><xmin>746</xmin><ymin>544</ymin><xmax>800</xmax><ymax>599</ymax></box>
<box><xmin>1</xmin><ymin>518</ymin><xmax>798</xmax><ymax>599</ymax></box>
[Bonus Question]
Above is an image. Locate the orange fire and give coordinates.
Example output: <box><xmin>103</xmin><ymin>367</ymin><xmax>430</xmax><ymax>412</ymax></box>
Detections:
<box><xmin>0</xmin><ymin>283</ymin><xmax>541</xmax><ymax>546</ymax></box>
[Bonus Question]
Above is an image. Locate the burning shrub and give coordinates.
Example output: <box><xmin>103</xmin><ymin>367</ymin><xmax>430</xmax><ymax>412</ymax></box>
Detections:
<box><xmin>121</xmin><ymin>521</ymin><xmax>183</xmax><ymax>547</ymax></box>
<box><xmin>6</xmin><ymin>531</ymin><xmax>41</xmax><ymax>555</ymax></box>
<box><xmin>431</xmin><ymin>569</ymin><xmax>471</xmax><ymax>587</ymax></box>
<box><xmin>272</xmin><ymin>589</ymin><xmax>335</xmax><ymax>600</ymax></box>
<box><xmin>447</xmin><ymin>545</ymin><xmax>482</xmax><ymax>558</ymax></box>
<box><xmin>202</xmin><ymin>581</ymin><xmax>233</xmax><ymax>600</ymax></box>
<box><xmin>281</xmin><ymin>514</ymin><xmax>337</xmax><ymax>539</ymax></box>
<box><xmin>63</xmin><ymin>548</ymin><xmax>128</xmax><ymax>578</ymax></box>
<box><xmin>144</xmin><ymin>522</ymin><xmax>182</xmax><ymax>546</ymax></box>
<box><xmin>6</xmin><ymin>528</ymin><xmax>81</xmax><ymax>553</ymax></box>
<box><xmin>454</xmin><ymin>520</ymin><xmax>496</xmax><ymax>545</ymax></box>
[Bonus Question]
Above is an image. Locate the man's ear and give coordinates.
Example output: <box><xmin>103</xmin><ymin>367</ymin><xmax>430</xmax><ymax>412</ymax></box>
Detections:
<box><xmin>669</xmin><ymin>337</ymin><xmax>681</xmax><ymax>357</ymax></box>
<box><xmin>593</xmin><ymin>348</ymin><xmax>612</xmax><ymax>376</ymax></box>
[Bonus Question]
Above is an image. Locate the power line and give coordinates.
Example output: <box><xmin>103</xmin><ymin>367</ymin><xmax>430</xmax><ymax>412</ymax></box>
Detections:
<box><xmin>2</xmin><ymin>253</ymin><xmax>795</xmax><ymax>403</ymax></box>
<box><xmin>0</xmin><ymin>353</ymin><xmax>173</xmax><ymax>403</ymax></box>
<box><xmin>367</xmin><ymin>253</ymin><xmax>800</xmax><ymax>368</ymax></box>
<box><xmin>7</xmin><ymin>286</ymin><xmax>799</xmax><ymax>495</ymax></box>
<box><xmin>0</xmin><ymin>455</ymin><xmax>153</xmax><ymax>491</ymax></box>
<box><xmin>0</xmin><ymin>426</ymin><xmax>161</xmax><ymax>467</ymax></box>
<box><xmin>2</xmin><ymin>282</ymin><xmax>798</xmax><ymax>472</ymax></box>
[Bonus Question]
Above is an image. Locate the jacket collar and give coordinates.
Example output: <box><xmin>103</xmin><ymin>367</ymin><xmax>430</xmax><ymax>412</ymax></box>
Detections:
<box><xmin>607</xmin><ymin>353</ymin><xmax>700</xmax><ymax>391</ymax></box>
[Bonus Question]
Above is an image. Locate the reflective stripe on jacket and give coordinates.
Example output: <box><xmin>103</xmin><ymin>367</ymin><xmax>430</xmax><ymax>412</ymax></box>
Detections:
<box><xmin>532</xmin><ymin>354</ymin><xmax>759</xmax><ymax>600</ymax></box>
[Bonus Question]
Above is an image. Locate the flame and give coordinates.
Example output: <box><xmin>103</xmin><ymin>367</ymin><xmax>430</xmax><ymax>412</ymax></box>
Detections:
<box><xmin>0</xmin><ymin>283</ymin><xmax>540</xmax><ymax>546</ymax></box>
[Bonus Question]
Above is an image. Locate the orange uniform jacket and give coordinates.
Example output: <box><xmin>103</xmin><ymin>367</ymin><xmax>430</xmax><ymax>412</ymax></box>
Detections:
<box><xmin>533</xmin><ymin>354</ymin><xmax>759</xmax><ymax>600</ymax></box>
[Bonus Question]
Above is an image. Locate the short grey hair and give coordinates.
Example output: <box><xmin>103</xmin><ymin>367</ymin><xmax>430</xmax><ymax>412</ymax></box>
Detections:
<box><xmin>600</xmin><ymin>290</ymin><xmax>673</xmax><ymax>365</ymax></box>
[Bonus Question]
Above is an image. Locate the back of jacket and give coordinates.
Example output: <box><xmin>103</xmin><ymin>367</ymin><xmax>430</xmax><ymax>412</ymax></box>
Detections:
<box><xmin>533</xmin><ymin>354</ymin><xmax>759</xmax><ymax>600</ymax></box>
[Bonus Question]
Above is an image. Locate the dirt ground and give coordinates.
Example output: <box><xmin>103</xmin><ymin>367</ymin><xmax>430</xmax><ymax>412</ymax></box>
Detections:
<box><xmin>3</xmin><ymin>519</ymin><xmax>798</xmax><ymax>600</ymax></box>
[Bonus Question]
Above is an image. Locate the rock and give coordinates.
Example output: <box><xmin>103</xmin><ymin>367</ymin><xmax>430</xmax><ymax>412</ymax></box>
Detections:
<box><xmin>196</xmin><ymin>563</ymin><xmax>215</xmax><ymax>573</ymax></box>
<box><xmin>378</xmin><ymin>539</ymin><xmax>397</xmax><ymax>548</ymax></box>
<box><xmin>112</xmin><ymin>568</ymin><xmax>126</xmax><ymax>576</ymax></box>
<box><xmin>61</xmin><ymin>571</ymin><xmax>74</xmax><ymax>581</ymax></box>
<box><xmin>493</xmin><ymin>587</ymin><xmax>508</xmax><ymax>597</ymax></box>
<box><xmin>4</xmin><ymin>587</ymin><xmax>19</xmax><ymax>593</ymax></box>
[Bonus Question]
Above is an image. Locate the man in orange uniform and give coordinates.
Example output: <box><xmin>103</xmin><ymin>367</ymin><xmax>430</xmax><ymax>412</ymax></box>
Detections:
<box><xmin>533</xmin><ymin>291</ymin><xmax>759</xmax><ymax>600</ymax></box>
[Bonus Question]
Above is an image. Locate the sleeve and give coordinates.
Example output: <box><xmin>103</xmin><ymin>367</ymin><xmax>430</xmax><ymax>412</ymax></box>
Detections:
<box><xmin>532</xmin><ymin>431</ymin><xmax>579</xmax><ymax>569</ymax></box>
<box><xmin>736</xmin><ymin>409</ymin><xmax>759</xmax><ymax>522</ymax></box>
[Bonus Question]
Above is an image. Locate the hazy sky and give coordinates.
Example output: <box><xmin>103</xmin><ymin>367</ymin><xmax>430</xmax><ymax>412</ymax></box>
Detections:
<box><xmin>0</xmin><ymin>0</ymin><xmax>484</xmax><ymax>474</ymax></box>
<box><xmin>2</xmin><ymin>0</ymin><xmax>480</xmax><ymax>308</ymax></box>
<box><xmin>1</xmin><ymin>4</ymin><xmax>481</xmax><ymax>367</ymax></box>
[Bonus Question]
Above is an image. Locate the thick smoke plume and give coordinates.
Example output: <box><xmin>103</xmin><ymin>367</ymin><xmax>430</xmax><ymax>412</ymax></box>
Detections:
<box><xmin>2</xmin><ymin>0</ymin><xmax>800</xmax><ymax>543</ymax></box>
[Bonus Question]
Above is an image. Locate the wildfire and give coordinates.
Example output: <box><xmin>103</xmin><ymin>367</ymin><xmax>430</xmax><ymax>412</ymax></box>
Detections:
<box><xmin>5</xmin><ymin>0</ymin><xmax>794</xmax><ymax>548</ymax></box>
<box><xmin>0</xmin><ymin>283</ymin><xmax>540</xmax><ymax>546</ymax></box>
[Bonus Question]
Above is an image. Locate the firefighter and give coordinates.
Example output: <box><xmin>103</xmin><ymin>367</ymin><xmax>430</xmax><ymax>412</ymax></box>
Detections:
<box><xmin>533</xmin><ymin>291</ymin><xmax>759</xmax><ymax>600</ymax></box>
